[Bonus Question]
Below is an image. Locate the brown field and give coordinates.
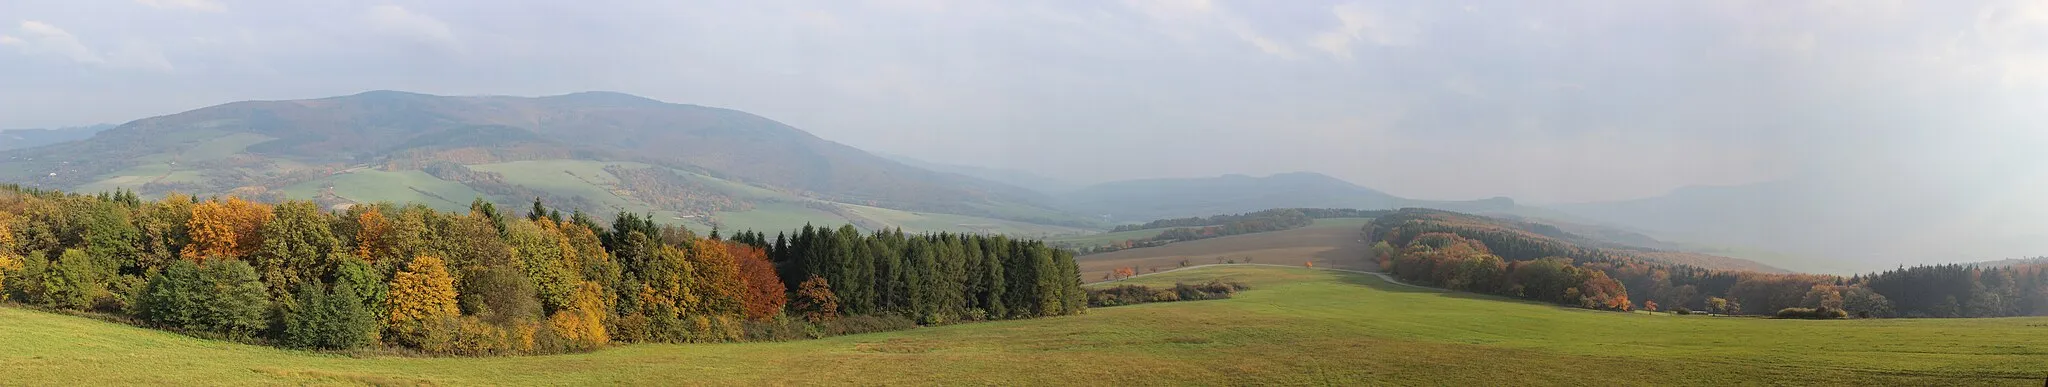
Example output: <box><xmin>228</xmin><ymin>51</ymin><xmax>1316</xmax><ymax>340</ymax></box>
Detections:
<box><xmin>1077</xmin><ymin>223</ymin><xmax>1375</xmax><ymax>282</ymax></box>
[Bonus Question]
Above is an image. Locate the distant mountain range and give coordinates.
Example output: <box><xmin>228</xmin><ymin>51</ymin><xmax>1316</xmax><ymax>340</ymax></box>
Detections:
<box><xmin>880</xmin><ymin>153</ymin><xmax>1086</xmax><ymax>195</ymax></box>
<box><xmin>0</xmin><ymin>124</ymin><xmax>113</xmax><ymax>151</ymax></box>
<box><xmin>13</xmin><ymin>90</ymin><xmax>1998</xmax><ymax>274</ymax></box>
<box><xmin>1546</xmin><ymin>179</ymin><xmax>2048</xmax><ymax>273</ymax></box>
<box><xmin>0</xmin><ymin>91</ymin><xmax>1095</xmax><ymax>235</ymax></box>
<box><xmin>1054</xmin><ymin>172</ymin><xmax>1526</xmax><ymax>223</ymax></box>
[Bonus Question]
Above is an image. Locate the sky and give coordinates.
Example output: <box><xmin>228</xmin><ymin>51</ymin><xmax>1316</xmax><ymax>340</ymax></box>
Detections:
<box><xmin>0</xmin><ymin>1</ymin><xmax>2045</xmax><ymax>218</ymax></box>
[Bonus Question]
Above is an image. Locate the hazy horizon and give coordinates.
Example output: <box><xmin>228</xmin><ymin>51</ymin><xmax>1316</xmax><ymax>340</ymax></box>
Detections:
<box><xmin>4</xmin><ymin>0</ymin><xmax>2045</xmax><ymax>269</ymax></box>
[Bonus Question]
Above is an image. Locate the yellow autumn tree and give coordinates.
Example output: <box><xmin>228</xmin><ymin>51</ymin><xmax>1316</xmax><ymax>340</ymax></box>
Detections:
<box><xmin>386</xmin><ymin>255</ymin><xmax>459</xmax><ymax>328</ymax></box>
<box><xmin>182</xmin><ymin>197</ymin><xmax>272</xmax><ymax>262</ymax></box>
<box><xmin>688</xmin><ymin>239</ymin><xmax>746</xmax><ymax>317</ymax></box>
<box><xmin>547</xmin><ymin>281</ymin><xmax>610</xmax><ymax>350</ymax></box>
<box><xmin>0</xmin><ymin>219</ymin><xmax>18</xmax><ymax>301</ymax></box>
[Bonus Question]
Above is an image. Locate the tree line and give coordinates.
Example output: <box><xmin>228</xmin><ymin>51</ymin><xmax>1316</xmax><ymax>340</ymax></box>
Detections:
<box><xmin>1365</xmin><ymin>208</ymin><xmax>2048</xmax><ymax>318</ymax></box>
<box><xmin>1109</xmin><ymin>208</ymin><xmax>1385</xmax><ymax>232</ymax></box>
<box><xmin>0</xmin><ymin>186</ymin><xmax>1084</xmax><ymax>355</ymax></box>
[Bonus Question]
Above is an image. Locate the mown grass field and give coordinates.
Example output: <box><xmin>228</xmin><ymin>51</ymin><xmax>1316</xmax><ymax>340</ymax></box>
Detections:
<box><xmin>7</xmin><ymin>265</ymin><xmax>2040</xmax><ymax>386</ymax></box>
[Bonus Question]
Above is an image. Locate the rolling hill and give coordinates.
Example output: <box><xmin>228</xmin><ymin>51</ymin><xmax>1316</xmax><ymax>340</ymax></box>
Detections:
<box><xmin>1369</xmin><ymin>208</ymin><xmax>1787</xmax><ymax>273</ymax></box>
<box><xmin>0</xmin><ymin>91</ymin><xmax>1098</xmax><ymax>235</ymax></box>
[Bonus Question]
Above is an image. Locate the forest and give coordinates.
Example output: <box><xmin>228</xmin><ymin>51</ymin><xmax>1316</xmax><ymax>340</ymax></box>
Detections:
<box><xmin>1365</xmin><ymin>209</ymin><xmax>2048</xmax><ymax>318</ymax></box>
<box><xmin>0</xmin><ymin>186</ymin><xmax>1084</xmax><ymax>355</ymax></box>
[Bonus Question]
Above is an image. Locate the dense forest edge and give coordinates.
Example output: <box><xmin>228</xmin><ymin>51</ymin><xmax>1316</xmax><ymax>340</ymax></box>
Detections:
<box><xmin>1368</xmin><ymin>208</ymin><xmax>2048</xmax><ymax>318</ymax></box>
<box><xmin>0</xmin><ymin>186</ymin><xmax>1085</xmax><ymax>355</ymax></box>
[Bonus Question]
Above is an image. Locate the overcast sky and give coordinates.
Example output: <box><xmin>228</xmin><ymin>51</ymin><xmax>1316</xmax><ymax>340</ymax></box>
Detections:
<box><xmin>2</xmin><ymin>0</ymin><xmax>2045</xmax><ymax>211</ymax></box>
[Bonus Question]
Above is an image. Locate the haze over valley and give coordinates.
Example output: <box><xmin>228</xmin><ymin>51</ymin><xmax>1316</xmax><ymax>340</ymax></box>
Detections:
<box><xmin>3</xmin><ymin>1</ymin><xmax>2048</xmax><ymax>385</ymax></box>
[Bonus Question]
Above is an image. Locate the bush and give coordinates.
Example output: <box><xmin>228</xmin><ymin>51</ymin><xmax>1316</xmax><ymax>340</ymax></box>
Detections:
<box><xmin>135</xmin><ymin>259</ymin><xmax>271</xmax><ymax>337</ymax></box>
<box><xmin>1085</xmin><ymin>281</ymin><xmax>1246</xmax><ymax>308</ymax></box>
<box><xmin>280</xmin><ymin>280</ymin><xmax>377</xmax><ymax>350</ymax></box>
<box><xmin>1774</xmin><ymin>307</ymin><xmax>1849</xmax><ymax>320</ymax></box>
<box><xmin>1671</xmin><ymin>307</ymin><xmax>1693</xmax><ymax>315</ymax></box>
<box><xmin>821</xmin><ymin>314</ymin><xmax>918</xmax><ymax>336</ymax></box>
<box><xmin>41</xmin><ymin>249</ymin><xmax>107</xmax><ymax>310</ymax></box>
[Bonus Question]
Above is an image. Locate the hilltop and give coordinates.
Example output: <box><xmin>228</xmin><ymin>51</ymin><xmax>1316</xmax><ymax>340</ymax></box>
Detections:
<box><xmin>0</xmin><ymin>91</ymin><xmax>1096</xmax><ymax>234</ymax></box>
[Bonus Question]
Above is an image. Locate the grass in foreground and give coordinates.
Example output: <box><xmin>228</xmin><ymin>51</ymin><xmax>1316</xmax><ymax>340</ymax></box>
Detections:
<box><xmin>5</xmin><ymin>265</ymin><xmax>2046</xmax><ymax>385</ymax></box>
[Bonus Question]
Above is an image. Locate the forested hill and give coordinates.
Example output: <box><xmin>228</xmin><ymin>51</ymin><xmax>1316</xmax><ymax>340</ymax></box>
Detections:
<box><xmin>1364</xmin><ymin>209</ymin><xmax>1782</xmax><ymax>273</ymax></box>
<box><xmin>0</xmin><ymin>91</ymin><xmax>1096</xmax><ymax>232</ymax></box>
<box><xmin>1365</xmin><ymin>208</ymin><xmax>2048</xmax><ymax>318</ymax></box>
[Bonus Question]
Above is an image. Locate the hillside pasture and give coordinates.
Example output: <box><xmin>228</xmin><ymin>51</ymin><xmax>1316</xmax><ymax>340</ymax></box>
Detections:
<box><xmin>5</xmin><ymin>265</ymin><xmax>2044</xmax><ymax>385</ymax></box>
<box><xmin>1076</xmin><ymin>218</ymin><xmax>1376</xmax><ymax>281</ymax></box>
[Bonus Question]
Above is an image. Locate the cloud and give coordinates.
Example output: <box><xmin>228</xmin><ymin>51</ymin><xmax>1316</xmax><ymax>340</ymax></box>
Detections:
<box><xmin>365</xmin><ymin>5</ymin><xmax>457</xmax><ymax>46</ymax></box>
<box><xmin>1122</xmin><ymin>0</ymin><xmax>1298</xmax><ymax>59</ymax></box>
<box><xmin>1</xmin><ymin>20</ymin><xmax>175</xmax><ymax>71</ymax></box>
<box><xmin>135</xmin><ymin>0</ymin><xmax>227</xmax><ymax>12</ymax></box>
<box><xmin>1310</xmin><ymin>3</ymin><xmax>1419</xmax><ymax>60</ymax></box>
<box><xmin>3</xmin><ymin>21</ymin><xmax>107</xmax><ymax>65</ymax></box>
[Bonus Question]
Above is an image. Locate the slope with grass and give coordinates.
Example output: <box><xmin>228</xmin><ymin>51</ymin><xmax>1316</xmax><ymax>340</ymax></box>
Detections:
<box><xmin>1074</xmin><ymin>218</ymin><xmax>1377</xmax><ymax>281</ymax></box>
<box><xmin>5</xmin><ymin>265</ymin><xmax>2041</xmax><ymax>385</ymax></box>
<box><xmin>0</xmin><ymin>91</ymin><xmax>1104</xmax><ymax>235</ymax></box>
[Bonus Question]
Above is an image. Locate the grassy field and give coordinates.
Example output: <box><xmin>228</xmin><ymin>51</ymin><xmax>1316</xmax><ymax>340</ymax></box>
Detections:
<box><xmin>5</xmin><ymin>264</ymin><xmax>2043</xmax><ymax>385</ymax></box>
<box><xmin>279</xmin><ymin>170</ymin><xmax>489</xmax><ymax>211</ymax></box>
<box><xmin>1076</xmin><ymin>218</ymin><xmax>1376</xmax><ymax>280</ymax></box>
<box><xmin>1055</xmin><ymin>217</ymin><xmax>1374</xmax><ymax>248</ymax></box>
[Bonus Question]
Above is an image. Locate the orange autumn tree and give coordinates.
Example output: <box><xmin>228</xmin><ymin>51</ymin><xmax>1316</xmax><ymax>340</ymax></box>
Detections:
<box><xmin>729</xmin><ymin>242</ymin><xmax>786</xmax><ymax>321</ymax></box>
<box><xmin>182</xmin><ymin>197</ymin><xmax>272</xmax><ymax>261</ymax></box>
<box><xmin>1112</xmin><ymin>267</ymin><xmax>1137</xmax><ymax>279</ymax></box>
<box><xmin>792</xmin><ymin>275</ymin><xmax>839</xmax><ymax>323</ymax></box>
<box><xmin>353</xmin><ymin>209</ymin><xmax>393</xmax><ymax>262</ymax></box>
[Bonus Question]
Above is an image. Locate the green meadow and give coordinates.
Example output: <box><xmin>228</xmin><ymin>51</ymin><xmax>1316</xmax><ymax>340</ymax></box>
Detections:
<box><xmin>4</xmin><ymin>265</ymin><xmax>2042</xmax><ymax>385</ymax></box>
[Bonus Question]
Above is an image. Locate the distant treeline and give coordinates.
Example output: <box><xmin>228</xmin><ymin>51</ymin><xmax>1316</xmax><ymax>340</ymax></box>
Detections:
<box><xmin>0</xmin><ymin>186</ymin><xmax>1083</xmax><ymax>356</ymax></box>
<box><xmin>1074</xmin><ymin>208</ymin><xmax>1387</xmax><ymax>255</ymax></box>
<box><xmin>1365</xmin><ymin>208</ymin><xmax>2048</xmax><ymax>318</ymax></box>
<box><xmin>1109</xmin><ymin>208</ymin><xmax>1385</xmax><ymax>232</ymax></box>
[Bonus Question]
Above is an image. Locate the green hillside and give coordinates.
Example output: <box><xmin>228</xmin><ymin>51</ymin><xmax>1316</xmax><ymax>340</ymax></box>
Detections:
<box><xmin>5</xmin><ymin>265</ymin><xmax>2039</xmax><ymax>385</ymax></box>
<box><xmin>0</xmin><ymin>91</ymin><xmax>1103</xmax><ymax>235</ymax></box>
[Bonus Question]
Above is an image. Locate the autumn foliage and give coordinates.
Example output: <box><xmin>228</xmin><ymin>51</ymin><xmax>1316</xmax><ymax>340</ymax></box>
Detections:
<box><xmin>181</xmin><ymin>197</ymin><xmax>272</xmax><ymax>261</ymax></box>
<box><xmin>730</xmin><ymin>243</ymin><xmax>786</xmax><ymax>321</ymax></box>
<box><xmin>792</xmin><ymin>275</ymin><xmax>840</xmax><ymax>323</ymax></box>
<box><xmin>387</xmin><ymin>255</ymin><xmax>459</xmax><ymax>329</ymax></box>
<box><xmin>0</xmin><ymin>191</ymin><xmax>1087</xmax><ymax>356</ymax></box>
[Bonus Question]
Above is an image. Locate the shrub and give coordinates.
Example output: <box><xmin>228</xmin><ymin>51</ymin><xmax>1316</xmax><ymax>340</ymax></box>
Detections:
<box><xmin>1085</xmin><ymin>281</ymin><xmax>1245</xmax><ymax>307</ymax></box>
<box><xmin>41</xmin><ymin>249</ymin><xmax>107</xmax><ymax>310</ymax></box>
<box><xmin>822</xmin><ymin>314</ymin><xmax>918</xmax><ymax>336</ymax></box>
<box><xmin>280</xmin><ymin>280</ymin><xmax>377</xmax><ymax>350</ymax></box>
<box><xmin>1671</xmin><ymin>307</ymin><xmax>1693</xmax><ymax>315</ymax></box>
<box><xmin>137</xmin><ymin>259</ymin><xmax>271</xmax><ymax>337</ymax></box>
<box><xmin>1774</xmin><ymin>307</ymin><xmax>1849</xmax><ymax>320</ymax></box>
